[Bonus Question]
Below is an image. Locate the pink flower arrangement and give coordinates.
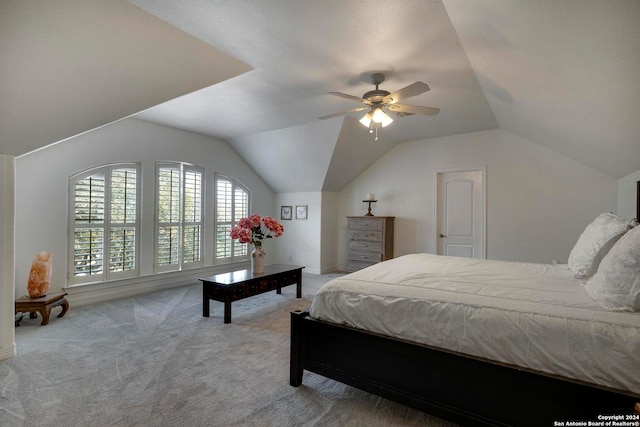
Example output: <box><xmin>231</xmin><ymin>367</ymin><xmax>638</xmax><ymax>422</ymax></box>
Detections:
<box><xmin>230</xmin><ymin>214</ymin><xmax>284</xmax><ymax>246</ymax></box>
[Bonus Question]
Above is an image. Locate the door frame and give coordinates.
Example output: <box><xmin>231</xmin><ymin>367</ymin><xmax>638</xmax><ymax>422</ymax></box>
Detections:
<box><xmin>434</xmin><ymin>166</ymin><xmax>487</xmax><ymax>259</ymax></box>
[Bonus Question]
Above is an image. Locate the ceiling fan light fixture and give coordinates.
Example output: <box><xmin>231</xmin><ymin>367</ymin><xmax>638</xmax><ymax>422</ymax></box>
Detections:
<box><xmin>370</xmin><ymin>107</ymin><xmax>393</xmax><ymax>127</ymax></box>
<box><xmin>371</xmin><ymin>107</ymin><xmax>386</xmax><ymax>123</ymax></box>
<box><xmin>324</xmin><ymin>73</ymin><xmax>437</xmax><ymax>139</ymax></box>
<box><xmin>359</xmin><ymin>112</ymin><xmax>373</xmax><ymax>127</ymax></box>
<box><xmin>381</xmin><ymin>112</ymin><xmax>393</xmax><ymax>127</ymax></box>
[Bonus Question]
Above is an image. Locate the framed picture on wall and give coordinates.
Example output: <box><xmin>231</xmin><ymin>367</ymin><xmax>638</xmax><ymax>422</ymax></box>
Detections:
<box><xmin>295</xmin><ymin>205</ymin><xmax>308</xmax><ymax>220</ymax></box>
<box><xmin>280</xmin><ymin>205</ymin><xmax>292</xmax><ymax>220</ymax></box>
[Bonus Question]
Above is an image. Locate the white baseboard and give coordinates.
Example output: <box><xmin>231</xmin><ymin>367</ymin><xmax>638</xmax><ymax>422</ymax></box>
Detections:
<box><xmin>64</xmin><ymin>262</ymin><xmax>248</xmax><ymax>307</ymax></box>
<box><xmin>320</xmin><ymin>265</ymin><xmax>339</xmax><ymax>274</ymax></box>
<box><xmin>0</xmin><ymin>343</ymin><xmax>16</xmax><ymax>361</ymax></box>
<box><xmin>61</xmin><ymin>262</ymin><xmax>333</xmax><ymax>308</ymax></box>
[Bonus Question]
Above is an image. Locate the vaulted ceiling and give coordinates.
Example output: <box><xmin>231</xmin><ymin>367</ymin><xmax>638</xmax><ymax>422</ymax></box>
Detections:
<box><xmin>2</xmin><ymin>1</ymin><xmax>639</xmax><ymax>193</ymax></box>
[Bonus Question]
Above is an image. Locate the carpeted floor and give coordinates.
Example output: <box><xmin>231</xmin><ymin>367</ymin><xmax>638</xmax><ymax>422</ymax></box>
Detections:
<box><xmin>1</xmin><ymin>273</ymin><xmax>459</xmax><ymax>427</ymax></box>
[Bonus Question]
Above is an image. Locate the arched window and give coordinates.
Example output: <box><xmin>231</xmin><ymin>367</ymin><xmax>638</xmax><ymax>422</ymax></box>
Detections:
<box><xmin>68</xmin><ymin>164</ymin><xmax>140</xmax><ymax>284</ymax></box>
<box><xmin>215</xmin><ymin>174</ymin><xmax>250</xmax><ymax>263</ymax></box>
<box><xmin>155</xmin><ymin>162</ymin><xmax>204</xmax><ymax>272</ymax></box>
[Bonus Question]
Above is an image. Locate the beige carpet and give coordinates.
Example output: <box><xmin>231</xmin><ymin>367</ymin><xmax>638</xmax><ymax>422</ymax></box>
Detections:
<box><xmin>1</xmin><ymin>273</ymin><xmax>459</xmax><ymax>427</ymax></box>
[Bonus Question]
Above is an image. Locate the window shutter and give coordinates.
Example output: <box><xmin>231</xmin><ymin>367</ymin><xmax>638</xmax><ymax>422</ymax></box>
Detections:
<box><xmin>182</xmin><ymin>168</ymin><xmax>202</xmax><ymax>264</ymax></box>
<box><xmin>109</xmin><ymin>168</ymin><xmax>137</xmax><ymax>273</ymax></box>
<box><xmin>233</xmin><ymin>186</ymin><xmax>249</xmax><ymax>257</ymax></box>
<box><xmin>155</xmin><ymin>163</ymin><xmax>204</xmax><ymax>271</ymax></box>
<box><xmin>215</xmin><ymin>175</ymin><xmax>249</xmax><ymax>262</ymax></box>
<box><xmin>70</xmin><ymin>164</ymin><xmax>139</xmax><ymax>284</ymax></box>
<box><xmin>216</xmin><ymin>178</ymin><xmax>233</xmax><ymax>259</ymax></box>
<box><xmin>157</xmin><ymin>166</ymin><xmax>181</xmax><ymax>268</ymax></box>
<box><xmin>73</xmin><ymin>173</ymin><xmax>105</xmax><ymax>278</ymax></box>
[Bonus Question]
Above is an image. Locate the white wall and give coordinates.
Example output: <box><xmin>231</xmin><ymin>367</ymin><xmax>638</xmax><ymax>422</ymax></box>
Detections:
<box><xmin>320</xmin><ymin>192</ymin><xmax>339</xmax><ymax>273</ymax></box>
<box><xmin>14</xmin><ymin>118</ymin><xmax>275</xmax><ymax>305</ymax></box>
<box><xmin>337</xmin><ymin>129</ymin><xmax>617</xmax><ymax>268</ymax></box>
<box><xmin>272</xmin><ymin>191</ymin><xmax>338</xmax><ymax>275</ymax></box>
<box><xmin>618</xmin><ymin>169</ymin><xmax>640</xmax><ymax>219</ymax></box>
<box><xmin>0</xmin><ymin>155</ymin><xmax>15</xmax><ymax>361</ymax></box>
<box><xmin>274</xmin><ymin>192</ymin><xmax>323</xmax><ymax>274</ymax></box>
<box><xmin>10</xmin><ymin>119</ymin><xmax>625</xmax><ymax>316</ymax></box>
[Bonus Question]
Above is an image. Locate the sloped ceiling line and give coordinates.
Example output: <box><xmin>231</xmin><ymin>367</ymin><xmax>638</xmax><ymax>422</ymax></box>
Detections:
<box><xmin>3</xmin><ymin>1</ymin><xmax>639</xmax><ymax>194</ymax></box>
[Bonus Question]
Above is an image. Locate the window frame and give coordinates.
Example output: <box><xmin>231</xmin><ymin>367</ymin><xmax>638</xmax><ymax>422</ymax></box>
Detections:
<box><xmin>154</xmin><ymin>162</ymin><xmax>205</xmax><ymax>273</ymax></box>
<box><xmin>214</xmin><ymin>173</ymin><xmax>251</xmax><ymax>264</ymax></box>
<box><xmin>68</xmin><ymin>163</ymin><xmax>141</xmax><ymax>285</ymax></box>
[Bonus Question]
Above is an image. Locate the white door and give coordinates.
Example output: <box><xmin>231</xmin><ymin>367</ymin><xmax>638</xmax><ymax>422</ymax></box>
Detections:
<box><xmin>436</xmin><ymin>169</ymin><xmax>484</xmax><ymax>258</ymax></box>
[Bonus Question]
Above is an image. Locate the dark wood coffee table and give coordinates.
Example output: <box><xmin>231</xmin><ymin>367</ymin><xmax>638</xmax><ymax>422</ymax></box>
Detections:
<box><xmin>200</xmin><ymin>264</ymin><xmax>304</xmax><ymax>323</ymax></box>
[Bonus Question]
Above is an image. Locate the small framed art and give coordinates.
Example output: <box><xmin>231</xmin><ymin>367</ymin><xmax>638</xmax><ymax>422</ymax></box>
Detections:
<box><xmin>280</xmin><ymin>205</ymin><xmax>292</xmax><ymax>220</ymax></box>
<box><xmin>295</xmin><ymin>205</ymin><xmax>308</xmax><ymax>220</ymax></box>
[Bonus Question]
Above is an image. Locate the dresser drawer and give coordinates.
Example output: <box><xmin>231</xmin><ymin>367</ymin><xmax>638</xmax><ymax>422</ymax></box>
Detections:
<box><xmin>345</xmin><ymin>216</ymin><xmax>394</xmax><ymax>272</ymax></box>
<box><xmin>348</xmin><ymin>219</ymin><xmax>383</xmax><ymax>231</ymax></box>
<box><xmin>348</xmin><ymin>230</ymin><xmax>382</xmax><ymax>242</ymax></box>
<box><xmin>348</xmin><ymin>240</ymin><xmax>383</xmax><ymax>252</ymax></box>
<box><xmin>348</xmin><ymin>250</ymin><xmax>382</xmax><ymax>263</ymax></box>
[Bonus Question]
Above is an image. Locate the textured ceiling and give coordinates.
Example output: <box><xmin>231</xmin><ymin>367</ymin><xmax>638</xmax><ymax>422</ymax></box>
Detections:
<box><xmin>130</xmin><ymin>0</ymin><xmax>640</xmax><ymax>190</ymax></box>
<box><xmin>3</xmin><ymin>1</ymin><xmax>639</xmax><ymax>193</ymax></box>
<box><xmin>129</xmin><ymin>0</ymin><xmax>498</xmax><ymax>191</ymax></box>
<box><xmin>445</xmin><ymin>0</ymin><xmax>640</xmax><ymax>179</ymax></box>
<box><xmin>0</xmin><ymin>0</ymin><xmax>251</xmax><ymax>156</ymax></box>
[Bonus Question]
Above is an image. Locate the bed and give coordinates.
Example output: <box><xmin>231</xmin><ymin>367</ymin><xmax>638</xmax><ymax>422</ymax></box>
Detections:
<box><xmin>290</xmin><ymin>185</ymin><xmax>640</xmax><ymax>426</ymax></box>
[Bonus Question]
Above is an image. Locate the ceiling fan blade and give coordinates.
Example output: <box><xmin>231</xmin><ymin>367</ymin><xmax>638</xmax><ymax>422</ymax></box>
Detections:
<box><xmin>383</xmin><ymin>82</ymin><xmax>430</xmax><ymax>104</ymax></box>
<box><xmin>327</xmin><ymin>92</ymin><xmax>372</xmax><ymax>104</ymax></box>
<box><xmin>387</xmin><ymin>103</ymin><xmax>440</xmax><ymax>116</ymax></box>
<box><xmin>319</xmin><ymin>106</ymin><xmax>369</xmax><ymax>120</ymax></box>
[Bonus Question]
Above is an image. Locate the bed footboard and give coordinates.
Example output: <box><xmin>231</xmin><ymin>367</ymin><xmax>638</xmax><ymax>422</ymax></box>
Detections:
<box><xmin>290</xmin><ymin>310</ymin><xmax>639</xmax><ymax>427</ymax></box>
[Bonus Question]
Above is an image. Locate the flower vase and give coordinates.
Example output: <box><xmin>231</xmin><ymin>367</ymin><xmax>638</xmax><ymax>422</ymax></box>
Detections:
<box><xmin>251</xmin><ymin>245</ymin><xmax>265</xmax><ymax>274</ymax></box>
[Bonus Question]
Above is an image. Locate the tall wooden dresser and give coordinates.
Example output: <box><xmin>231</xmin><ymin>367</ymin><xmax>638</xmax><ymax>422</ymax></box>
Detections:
<box><xmin>346</xmin><ymin>216</ymin><xmax>395</xmax><ymax>272</ymax></box>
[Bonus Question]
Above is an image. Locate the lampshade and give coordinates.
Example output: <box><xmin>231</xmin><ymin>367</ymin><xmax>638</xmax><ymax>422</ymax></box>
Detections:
<box><xmin>359</xmin><ymin>107</ymin><xmax>393</xmax><ymax>140</ymax></box>
<box><xmin>359</xmin><ymin>112</ymin><xmax>373</xmax><ymax>127</ymax></box>
<box><xmin>380</xmin><ymin>111</ymin><xmax>393</xmax><ymax>127</ymax></box>
<box><xmin>370</xmin><ymin>107</ymin><xmax>393</xmax><ymax>127</ymax></box>
<box><xmin>371</xmin><ymin>107</ymin><xmax>385</xmax><ymax>123</ymax></box>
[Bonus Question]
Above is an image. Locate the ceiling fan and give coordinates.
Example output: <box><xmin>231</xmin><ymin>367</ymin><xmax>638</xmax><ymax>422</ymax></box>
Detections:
<box><xmin>319</xmin><ymin>73</ymin><xmax>440</xmax><ymax>140</ymax></box>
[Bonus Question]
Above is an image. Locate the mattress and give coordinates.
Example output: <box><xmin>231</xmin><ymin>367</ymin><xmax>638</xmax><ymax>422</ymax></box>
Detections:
<box><xmin>309</xmin><ymin>253</ymin><xmax>640</xmax><ymax>394</ymax></box>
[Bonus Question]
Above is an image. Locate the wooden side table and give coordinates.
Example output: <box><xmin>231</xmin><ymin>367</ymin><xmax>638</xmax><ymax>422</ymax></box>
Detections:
<box><xmin>15</xmin><ymin>292</ymin><xmax>69</xmax><ymax>326</ymax></box>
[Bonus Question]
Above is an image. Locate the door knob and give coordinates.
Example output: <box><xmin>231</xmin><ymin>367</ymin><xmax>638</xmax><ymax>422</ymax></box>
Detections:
<box><xmin>439</xmin><ymin>234</ymin><xmax>447</xmax><ymax>238</ymax></box>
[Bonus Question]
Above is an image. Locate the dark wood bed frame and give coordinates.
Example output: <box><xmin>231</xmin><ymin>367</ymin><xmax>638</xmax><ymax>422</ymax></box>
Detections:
<box><xmin>289</xmin><ymin>182</ymin><xmax>640</xmax><ymax>427</ymax></box>
<box><xmin>290</xmin><ymin>310</ymin><xmax>639</xmax><ymax>426</ymax></box>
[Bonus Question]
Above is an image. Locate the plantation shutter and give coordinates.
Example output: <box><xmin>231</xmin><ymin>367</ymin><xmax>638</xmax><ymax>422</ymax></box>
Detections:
<box><xmin>215</xmin><ymin>175</ymin><xmax>249</xmax><ymax>262</ymax></box>
<box><xmin>73</xmin><ymin>173</ymin><xmax>105</xmax><ymax>278</ymax></box>
<box><xmin>233</xmin><ymin>186</ymin><xmax>249</xmax><ymax>257</ymax></box>
<box><xmin>110</xmin><ymin>168</ymin><xmax>137</xmax><ymax>273</ymax></box>
<box><xmin>70</xmin><ymin>164</ymin><xmax>139</xmax><ymax>284</ymax></box>
<box><xmin>216</xmin><ymin>178</ymin><xmax>233</xmax><ymax>259</ymax></box>
<box><xmin>155</xmin><ymin>163</ymin><xmax>203</xmax><ymax>272</ymax></box>
<box><xmin>156</xmin><ymin>166</ymin><xmax>180</xmax><ymax>270</ymax></box>
<box><xmin>182</xmin><ymin>168</ymin><xmax>202</xmax><ymax>265</ymax></box>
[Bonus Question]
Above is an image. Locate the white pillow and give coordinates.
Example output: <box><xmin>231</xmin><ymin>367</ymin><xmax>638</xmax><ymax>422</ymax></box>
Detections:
<box><xmin>585</xmin><ymin>225</ymin><xmax>640</xmax><ymax>311</ymax></box>
<box><xmin>567</xmin><ymin>212</ymin><xmax>633</xmax><ymax>278</ymax></box>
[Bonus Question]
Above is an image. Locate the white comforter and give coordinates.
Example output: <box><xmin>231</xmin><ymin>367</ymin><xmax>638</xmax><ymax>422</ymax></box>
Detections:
<box><xmin>309</xmin><ymin>253</ymin><xmax>640</xmax><ymax>394</ymax></box>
